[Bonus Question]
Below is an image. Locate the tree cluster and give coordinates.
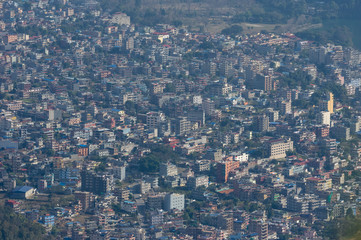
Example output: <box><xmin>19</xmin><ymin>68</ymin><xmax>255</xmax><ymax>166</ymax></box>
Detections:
<box><xmin>0</xmin><ymin>206</ymin><xmax>46</xmax><ymax>240</ymax></box>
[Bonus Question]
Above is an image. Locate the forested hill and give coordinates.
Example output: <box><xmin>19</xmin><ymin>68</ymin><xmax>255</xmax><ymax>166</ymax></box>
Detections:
<box><xmin>0</xmin><ymin>206</ymin><xmax>46</xmax><ymax>240</ymax></box>
<box><xmin>92</xmin><ymin>0</ymin><xmax>361</xmax><ymax>49</ymax></box>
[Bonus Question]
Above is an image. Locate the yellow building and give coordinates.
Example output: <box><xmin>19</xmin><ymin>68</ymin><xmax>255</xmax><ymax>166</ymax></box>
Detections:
<box><xmin>320</xmin><ymin>92</ymin><xmax>333</xmax><ymax>114</ymax></box>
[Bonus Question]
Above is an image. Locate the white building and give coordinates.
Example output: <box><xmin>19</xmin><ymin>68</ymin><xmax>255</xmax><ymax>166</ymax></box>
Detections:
<box><xmin>317</xmin><ymin>111</ymin><xmax>331</xmax><ymax>126</ymax></box>
<box><xmin>164</xmin><ymin>193</ymin><xmax>184</xmax><ymax>211</ymax></box>
<box><xmin>113</xmin><ymin>166</ymin><xmax>126</xmax><ymax>181</ymax></box>
<box><xmin>160</xmin><ymin>162</ymin><xmax>178</xmax><ymax>177</ymax></box>
<box><xmin>230</xmin><ymin>152</ymin><xmax>249</xmax><ymax>163</ymax></box>
<box><xmin>193</xmin><ymin>95</ymin><xmax>202</xmax><ymax>105</ymax></box>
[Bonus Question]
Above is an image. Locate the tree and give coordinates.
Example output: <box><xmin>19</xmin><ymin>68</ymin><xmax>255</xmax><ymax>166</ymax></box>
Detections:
<box><xmin>221</xmin><ymin>25</ymin><xmax>243</xmax><ymax>37</ymax></box>
<box><xmin>0</xmin><ymin>206</ymin><xmax>46</xmax><ymax>239</ymax></box>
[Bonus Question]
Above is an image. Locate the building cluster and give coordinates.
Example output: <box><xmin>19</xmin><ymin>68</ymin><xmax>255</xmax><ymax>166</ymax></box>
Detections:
<box><xmin>1</xmin><ymin>0</ymin><xmax>361</xmax><ymax>239</ymax></box>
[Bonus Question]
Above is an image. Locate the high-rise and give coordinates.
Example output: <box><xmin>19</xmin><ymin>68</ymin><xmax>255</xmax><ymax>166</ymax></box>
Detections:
<box><xmin>81</xmin><ymin>171</ymin><xmax>113</xmax><ymax>195</ymax></box>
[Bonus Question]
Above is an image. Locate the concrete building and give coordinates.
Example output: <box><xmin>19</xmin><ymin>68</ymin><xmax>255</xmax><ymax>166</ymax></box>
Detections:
<box><xmin>266</xmin><ymin>108</ymin><xmax>279</xmax><ymax>122</ymax></box>
<box><xmin>317</xmin><ymin>111</ymin><xmax>331</xmax><ymax>126</ymax></box>
<box><xmin>254</xmin><ymin>115</ymin><xmax>269</xmax><ymax>132</ymax></box>
<box><xmin>146</xmin><ymin>112</ymin><xmax>165</xmax><ymax>129</ymax></box>
<box><xmin>160</xmin><ymin>162</ymin><xmax>178</xmax><ymax>177</ymax></box>
<box><xmin>331</xmin><ymin>126</ymin><xmax>351</xmax><ymax>141</ymax></box>
<box><xmin>173</xmin><ymin>116</ymin><xmax>191</xmax><ymax>136</ymax></box>
<box><xmin>81</xmin><ymin>171</ymin><xmax>113</xmax><ymax>195</ymax></box>
<box><xmin>249</xmin><ymin>219</ymin><xmax>268</xmax><ymax>240</ymax></box>
<box><xmin>216</xmin><ymin>161</ymin><xmax>240</xmax><ymax>183</ymax></box>
<box><xmin>280</xmin><ymin>100</ymin><xmax>292</xmax><ymax>115</ymax></box>
<box><xmin>147</xmin><ymin>194</ymin><xmax>165</xmax><ymax>209</ymax></box>
<box><xmin>11</xmin><ymin>186</ymin><xmax>36</xmax><ymax>199</ymax></box>
<box><xmin>320</xmin><ymin>92</ymin><xmax>334</xmax><ymax>113</ymax></box>
<box><xmin>164</xmin><ymin>193</ymin><xmax>185</xmax><ymax>211</ymax></box>
<box><xmin>113</xmin><ymin>166</ymin><xmax>126</xmax><ymax>181</ymax></box>
<box><xmin>187</xmin><ymin>175</ymin><xmax>209</xmax><ymax>189</ymax></box>
<box><xmin>74</xmin><ymin>191</ymin><xmax>95</xmax><ymax>211</ymax></box>
<box><xmin>266</xmin><ymin>138</ymin><xmax>293</xmax><ymax>159</ymax></box>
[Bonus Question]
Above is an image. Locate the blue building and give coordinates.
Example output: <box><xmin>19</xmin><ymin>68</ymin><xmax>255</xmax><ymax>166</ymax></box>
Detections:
<box><xmin>40</xmin><ymin>214</ymin><xmax>55</xmax><ymax>226</ymax></box>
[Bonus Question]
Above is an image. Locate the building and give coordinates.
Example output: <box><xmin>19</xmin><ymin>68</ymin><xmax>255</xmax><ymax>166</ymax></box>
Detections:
<box><xmin>280</xmin><ymin>100</ymin><xmax>292</xmax><ymax>115</ymax></box>
<box><xmin>266</xmin><ymin>108</ymin><xmax>279</xmax><ymax>122</ymax></box>
<box><xmin>160</xmin><ymin>162</ymin><xmax>178</xmax><ymax>177</ymax></box>
<box><xmin>3</xmin><ymin>178</ymin><xmax>16</xmax><ymax>191</ymax></box>
<box><xmin>254</xmin><ymin>115</ymin><xmax>269</xmax><ymax>132</ymax></box>
<box><xmin>306</xmin><ymin>177</ymin><xmax>332</xmax><ymax>192</ymax></box>
<box><xmin>266</xmin><ymin>138</ymin><xmax>293</xmax><ymax>159</ymax></box>
<box><xmin>331</xmin><ymin>126</ymin><xmax>351</xmax><ymax>141</ymax></box>
<box><xmin>5</xmin><ymin>199</ymin><xmax>21</xmax><ymax>212</ymax></box>
<box><xmin>315</xmin><ymin>126</ymin><xmax>330</xmax><ymax>138</ymax></box>
<box><xmin>317</xmin><ymin>111</ymin><xmax>331</xmax><ymax>126</ymax></box>
<box><xmin>216</xmin><ymin>161</ymin><xmax>240</xmax><ymax>183</ymax></box>
<box><xmin>187</xmin><ymin>110</ymin><xmax>205</xmax><ymax>126</ymax></box>
<box><xmin>202</xmin><ymin>98</ymin><xmax>215</xmax><ymax>116</ymax></box>
<box><xmin>173</xmin><ymin>116</ymin><xmax>191</xmax><ymax>136</ymax></box>
<box><xmin>121</xmin><ymin>200</ymin><xmax>137</xmax><ymax>213</ymax></box>
<box><xmin>230</xmin><ymin>152</ymin><xmax>249</xmax><ymax>163</ymax></box>
<box><xmin>204</xmin><ymin>213</ymin><xmax>234</xmax><ymax>231</ymax></box>
<box><xmin>81</xmin><ymin>171</ymin><xmax>113</xmax><ymax>195</ymax></box>
<box><xmin>195</xmin><ymin>160</ymin><xmax>211</xmax><ymax>172</ymax></box>
<box><xmin>249</xmin><ymin>219</ymin><xmax>268</xmax><ymax>240</ymax></box>
<box><xmin>250</xmin><ymin>74</ymin><xmax>275</xmax><ymax>91</ymax></box>
<box><xmin>320</xmin><ymin>138</ymin><xmax>337</xmax><ymax>154</ymax></box>
<box><xmin>147</xmin><ymin>194</ymin><xmax>164</xmax><ymax>209</ymax></box>
<box><xmin>11</xmin><ymin>186</ymin><xmax>36</xmax><ymax>199</ymax></box>
<box><xmin>49</xmin><ymin>109</ymin><xmax>62</xmax><ymax>121</ymax></box>
<box><xmin>164</xmin><ymin>193</ymin><xmax>185</xmax><ymax>211</ymax></box>
<box><xmin>41</xmin><ymin>214</ymin><xmax>55</xmax><ymax>227</ymax></box>
<box><xmin>320</xmin><ymin>92</ymin><xmax>334</xmax><ymax>113</ymax></box>
<box><xmin>146</xmin><ymin>112</ymin><xmax>165</xmax><ymax>129</ymax></box>
<box><xmin>187</xmin><ymin>175</ymin><xmax>209</xmax><ymax>189</ymax></box>
<box><xmin>287</xmin><ymin>195</ymin><xmax>308</xmax><ymax>213</ymax></box>
<box><xmin>113</xmin><ymin>166</ymin><xmax>126</xmax><ymax>181</ymax></box>
<box><xmin>37</xmin><ymin>179</ymin><xmax>47</xmax><ymax>192</ymax></box>
<box><xmin>74</xmin><ymin>191</ymin><xmax>95</xmax><ymax>211</ymax></box>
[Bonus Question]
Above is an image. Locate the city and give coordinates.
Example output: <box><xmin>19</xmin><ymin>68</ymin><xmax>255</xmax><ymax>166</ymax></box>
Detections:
<box><xmin>0</xmin><ymin>0</ymin><xmax>361</xmax><ymax>239</ymax></box>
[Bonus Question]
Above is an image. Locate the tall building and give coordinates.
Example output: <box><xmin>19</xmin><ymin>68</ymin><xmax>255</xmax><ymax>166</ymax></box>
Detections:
<box><xmin>112</xmin><ymin>166</ymin><xmax>126</xmax><ymax>181</ymax></box>
<box><xmin>248</xmin><ymin>74</ymin><xmax>275</xmax><ymax>91</ymax></box>
<box><xmin>320</xmin><ymin>92</ymin><xmax>334</xmax><ymax>113</ymax></box>
<box><xmin>74</xmin><ymin>191</ymin><xmax>95</xmax><ymax>211</ymax></box>
<box><xmin>187</xmin><ymin>175</ymin><xmax>209</xmax><ymax>189</ymax></box>
<box><xmin>146</xmin><ymin>112</ymin><xmax>165</xmax><ymax>129</ymax></box>
<box><xmin>216</xmin><ymin>161</ymin><xmax>240</xmax><ymax>183</ymax></box>
<box><xmin>254</xmin><ymin>115</ymin><xmax>269</xmax><ymax>132</ymax></box>
<box><xmin>81</xmin><ymin>171</ymin><xmax>113</xmax><ymax>195</ymax></box>
<box><xmin>249</xmin><ymin>219</ymin><xmax>268</xmax><ymax>240</ymax></box>
<box><xmin>187</xmin><ymin>110</ymin><xmax>205</xmax><ymax>126</ymax></box>
<box><xmin>330</xmin><ymin>126</ymin><xmax>351</xmax><ymax>141</ymax></box>
<box><xmin>202</xmin><ymin>98</ymin><xmax>215</xmax><ymax>116</ymax></box>
<box><xmin>280</xmin><ymin>100</ymin><xmax>292</xmax><ymax>115</ymax></box>
<box><xmin>266</xmin><ymin>108</ymin><xmax>279</xmax><ymax>122</ymax></box>
<box><xmin>317</xmin><ymin>111</ymin><xmax>331</xmax><ymax>126</ymax></box>
<box><xmin>160</xmin><ymin>162</ymin><xmax>178</xmax><ymax>177</ymax></box>
<box><xmin>164</xmin><ymin>193</ymin><xmax>184</xmax><ymax>211</ymax></box>
<box><xmin>173</xmin><ymin>116</ymin><xmax>191</xmax><ymax>136</ymax></box>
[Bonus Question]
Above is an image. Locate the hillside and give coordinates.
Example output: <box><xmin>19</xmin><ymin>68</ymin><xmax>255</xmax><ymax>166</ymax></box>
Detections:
<box><xmin>95</xmin><ymin>0</ymin><xmax>361</xmax><ymax>49</ymax></box>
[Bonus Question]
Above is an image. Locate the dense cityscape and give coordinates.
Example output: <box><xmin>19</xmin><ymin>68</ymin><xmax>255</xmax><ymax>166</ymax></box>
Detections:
<box><xmin>1</xmin><ymin>0</ymin><xmax>361</xmax><ymax>239</ymax></box>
